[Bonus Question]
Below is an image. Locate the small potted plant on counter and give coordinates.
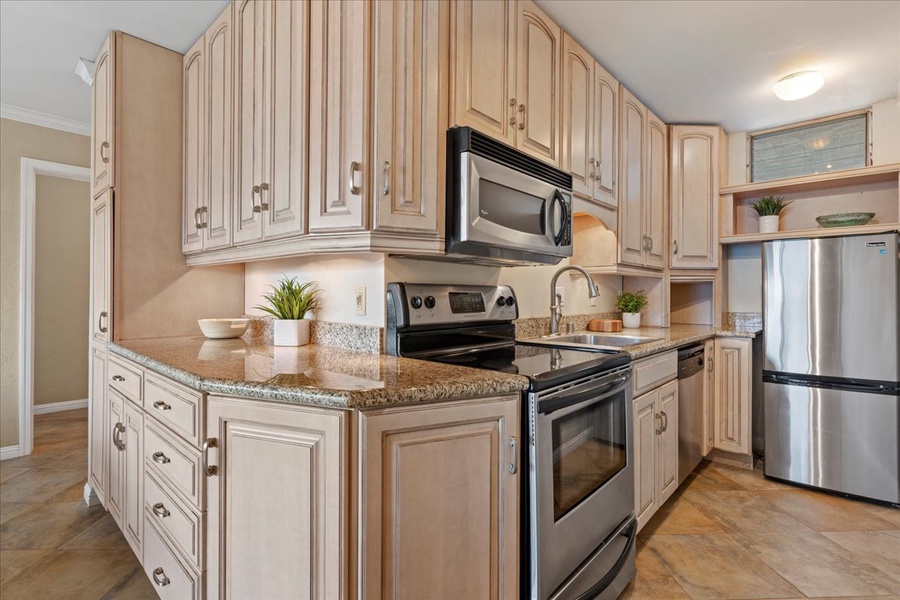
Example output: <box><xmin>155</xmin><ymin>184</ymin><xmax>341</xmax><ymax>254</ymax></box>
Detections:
<box><xmin>751</xmin><ymin>195</ymin><xmax>791</xmax><ymax>233</ymax></box>
<box><xmin>616</xmin><ymin>290</ymin><xmax>648</xmax><ymax>329</ymax></box>
<box><xmin>254</xmin><ymin>275</ymin><xmax>322</xmax><ymax>346</ymax></box>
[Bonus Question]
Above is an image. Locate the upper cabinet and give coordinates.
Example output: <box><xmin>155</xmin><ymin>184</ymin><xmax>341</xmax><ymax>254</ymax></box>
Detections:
<box><xmin>561</xmin><ymin>34</ymin><xmax>618</xmax><ymax>207</ymax></box>
<box><xmin>645</xmin><ymin>111</ymin><xmax>667</xmax><ymax>269</ymax></box>
<box><xmin>670</xmin><ymin>125</ymin><xmax>722</xmax><ymax>269</ymax></box>
<box><xmin>450</xmin><ymin>0</ymin><xmax>561</xmax><ymax>166</ymax></box>
<box><xmin>92</xmin><ymin>35</ymin><xmax>116</xmax><ymax>197</ymax></box>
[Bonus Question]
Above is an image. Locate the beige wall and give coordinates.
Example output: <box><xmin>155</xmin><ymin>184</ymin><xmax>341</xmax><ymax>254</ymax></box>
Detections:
<box><xmin>0</xmin><ymin>118</ymin><xmax>90</xmax><ymax>448</ymax></box>
<box><xmin>34</xmin><ymin>175</ymin><xmax>91</xmax><ymax>406</ymax></box>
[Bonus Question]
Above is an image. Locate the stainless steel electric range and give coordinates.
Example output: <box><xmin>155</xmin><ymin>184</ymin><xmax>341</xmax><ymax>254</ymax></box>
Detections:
<box><xmin>386</xmin><ymin>283</ymin><xmax>637</xmax><ymax>600</ymax></box>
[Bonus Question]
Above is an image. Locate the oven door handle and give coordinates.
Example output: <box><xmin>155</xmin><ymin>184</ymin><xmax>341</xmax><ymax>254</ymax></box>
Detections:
<box><xmin>538</xmin><ymin>376</ymin><xmax>627</xmax><ymax>415</ymax></box>
<box><xmin>571</xmin><ymin>518</ymin><xmax>637</xmax><ymax>600</ymax></box>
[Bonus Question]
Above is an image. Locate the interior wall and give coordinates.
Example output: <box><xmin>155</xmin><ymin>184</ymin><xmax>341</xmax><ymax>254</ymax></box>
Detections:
<box><xmin>0</xmin><ymin>118</ymin><xmax>90</xmax><ymax>448</ymax></box>
<box><xmin>726</xmin><ymin>244</ymin><xmax>763</xmax><ymax>313</ymax></box>
<box><xmin>34</xmin><ymin>175</ymin><xmax>91</xmax><ymax>406</ymax></box>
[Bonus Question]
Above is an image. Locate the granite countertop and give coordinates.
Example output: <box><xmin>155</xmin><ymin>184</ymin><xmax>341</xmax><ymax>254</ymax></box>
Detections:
<box><xmin>604</xmin><ymin>324</ymin><xmax>760</xmax><ymax>359</ymax></box>
<box><xmin>108</xmin><ymin>337</ymin><xmax>530</xmax><ymax>409</ymax></box>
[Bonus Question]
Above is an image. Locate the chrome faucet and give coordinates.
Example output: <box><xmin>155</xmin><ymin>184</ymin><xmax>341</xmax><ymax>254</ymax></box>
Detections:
<box><xmin>549</xmin><ymin>265</ymin><xmax>599</xmax><ymax>335</ymax></box>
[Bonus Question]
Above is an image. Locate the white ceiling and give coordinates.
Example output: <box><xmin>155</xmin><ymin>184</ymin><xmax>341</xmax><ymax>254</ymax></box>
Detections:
<box><xmin>536</xmin><ymin>0</ymin><xmax>900</xmax><ymax>132</ymax></box>
<box><xmin>1</xmin><ymin>1</ymin><xmax>897</xmax><ymax>133</ymax></box>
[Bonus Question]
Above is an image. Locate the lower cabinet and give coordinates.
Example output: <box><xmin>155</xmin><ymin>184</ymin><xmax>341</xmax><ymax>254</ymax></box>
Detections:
<box><xmin>633</xmin><ymin>380</ymin><xmax>678</xmax><ymax>531</ymax></box>
<box><xmin>89</xmin><ymin>343</ymin><xmax>107</xmax><ymax>506</ymax></box>
<box><xmin>702</xmin><ymin>339</ymin><xmax>715</xmax><ymax>457</ymax></box>
<box><xmin>713</xmin><ymin>338</ymin><xmax>752</xmax><ymax>456</ymax></box>
<box><xmin>107</xmin><ymin>390</ymin><xmax>126</xmax><ymax>527</ymax></box>
<box><xmin>122</xmin><ymin>401</ymin><xmax>144</xmax><ymax>555</ymax></box>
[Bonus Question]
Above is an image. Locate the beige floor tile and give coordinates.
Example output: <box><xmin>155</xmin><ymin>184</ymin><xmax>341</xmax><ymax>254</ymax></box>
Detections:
<box><xmin>640</xmin><ymin>495</ymin><xmax>726</xmax><ymax>537</ymax></box>
<box><xmin>46</xmin><ymin>479</ymin><xmax>89</xmax><ymax>503</ymax></box>
<box><xmin>707</xmin><ymin>463</ymin><xmax>796</xmax><ymax>491</ymax></box>
<box><xmin>0</xmin><ymin>465</ymin><xmax>31</xmax><ymax>483</ymax></box>
<box><xmin>862</xmin><ymin>503</ymin><xmax>900</xmax><ymax>528</ymax></box>
<box><xmin>0</xmin><ymin>467</ymin><xmax>87</xmax><ymax>504</ymax></box>
<box><xmin>680</xmin><ymin>462</ymin><xmax>746</xmax><ymax>492</ymax></box>
<box><xmin>757</xmin><ymin>489</ymin><xmax>899</xmax><ymax>532</ymax></box>
<box><xmin>682</xmin><ymin>490</ymin><xmax>813</xmax><ymax>534</ymax></box>
<box><xmin>0</xmin><ymin>502</ymin><xmax>35</xmax><ymax>526</ymax></box>
<box><xmin>0</xmin><ymin>500</ymin><xmax>106</xmax><ymax>549</ymax></box>
<box><xmin>59</xmin><ymin>514</ymin><xmax>132</xmax><ymax>551</ymax></box>
<box><xmin>0</xmin><ymin>548</ymin><xmax>141</xmax><ymax>600</ymax></box>
<box><xmin>737</xmin><ymin>530</ymin><xmax>900</xmax><ymax>597</ymax></box>
<box><xmin>619</xmin><ymin>543</ymin><xmax>691</xmax><ymax>599</ymax></box>
<box><xmin>100</xmin><ymin>565</ymin><xmax>156</xmax><ymax>599</ymax></box>
<box><xmin>821</xmin><ymin>530</ymin><xmax>900</xmax><ymax>583</ymax></box>
<box><xmin>644</xmin><ymin>534</ymin><xmax>801</xmax><ymax>599</ymax></box>
<box><xmin>0</xmin><ymin>549</ymin><xmax>52</xmax><ymax>586</ymax></box>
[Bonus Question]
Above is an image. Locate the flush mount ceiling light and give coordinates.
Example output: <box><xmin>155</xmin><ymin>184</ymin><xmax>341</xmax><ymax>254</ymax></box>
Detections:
<box><xmin>773</xmin><ymin>71</ymin><xmax>825</xmax><ymax>101</ymax></box>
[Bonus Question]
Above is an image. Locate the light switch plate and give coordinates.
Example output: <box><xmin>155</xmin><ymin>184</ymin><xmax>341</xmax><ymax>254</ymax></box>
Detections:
<box><xmin>355</xmin><ymin>286</ymin><xmax>367</xmax><ymax>316</ymax></box>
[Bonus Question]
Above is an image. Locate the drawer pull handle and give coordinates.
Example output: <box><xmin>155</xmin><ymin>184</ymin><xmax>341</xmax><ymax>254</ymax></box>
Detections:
<box><xmin>153</xmin><ymin>400</ymin><xmax>172</xmax><ymax>411</ymax></box>
<box><xmin>348</xmin><ymin>161</ymin><xmax>361</xmax><ymax>196</ymax></box>
<box><xmin>112</xmin><ymin>375</ymin><xmax>125</xmax><ymax>382</ymax></box>
<box><xmin>202</xmin><ymin>438</ymin><xmax>218</xmax><ymax>477</ymax></box>
<box><xmin>152</xmin><ymin>502</ymin><xmax>170</xmax><ymax>518</ymax></box>
<box><xmin>113</xmin><ymin>423</ymin><xmax>126</xmax><ymax>451</ymax></box>
<box><xmin>152</xmin><ymin>451</ymin><xmax>171</xmax><ymax>465</ymax></box>
<box><xmin>100</xmin><ymin>141</ymin><xmax>110</xmax><ymax>164</ymax></box>
<box><xmin>507</xmin><ymin>436</ymin><xmax>517</xmax><ymax>474</ymax></box>
<box><xmin>661</xmin><ymin>410</ymin><xmax>668</xmax><ymax>432</ymax></box>
<box><xmin>152</xmin><ymin>567</ymin><xmax>170</xmax><ymax>587</ymax></box>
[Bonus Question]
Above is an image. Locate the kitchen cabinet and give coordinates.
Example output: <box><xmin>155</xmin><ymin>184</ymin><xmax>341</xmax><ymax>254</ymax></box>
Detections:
<box><xmin>92</xmin><ymin>34</ymin><xmax>115</xmax><ymax>197</ymax></box>
<box><xmin>89</xmin><ymin>343</ymin><xmax>107</xmax><ymax>507</ymax></box>
<box><xmin>122</xmin><ymin>400</ymin><xmax>144</xmax><ymax>555</ymax></box>
<box><xmin>107</xmin><ymin>389</ymin><xmax>125</xmax><ymax>527</ymax></box>
<box><xmin>450</xmin><ymin>0</ymin><xmax>560</xmax><ymax>166</ymax></box>
<box><xmin>359</xmin><ymin>396</ymin><xmax>520</xmax><ymax>599</ymax></box>
<box><xmin>561</xmin><ymin>34</ymin><xmax>618</xmax><ymax>207</ymax></box>
<box><xmin>670</xmin><ymin>125</ymin><xmax>722</xmax><ymax>269</ymax></box>
<box><xmin>91</xmin><ymin>191</ymin><xmax>111</xmax><ymax>343</ymax></box>
<box><xmin>645</xmin><ymin>112</ymin><xmax>667</xmax><ymax>269</ymax></box>
<box><xmin>714</xmin><ymin>338</ymin><xmax>752</xmax><ymax>455</ymax></box>
<box><xmin>702</xmin><ymin>339</ymin><xmax>715</xmax><ymax>456</ymax></box>
<box><xmin>182</xmin><ymin>36</ymin><xmax>205</xmax><ymax>254</ymax></box>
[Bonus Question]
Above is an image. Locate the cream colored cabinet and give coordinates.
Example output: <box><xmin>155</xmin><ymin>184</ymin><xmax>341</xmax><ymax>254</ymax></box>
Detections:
<box><xmin>702</xmin><ymin>339</ymin><xmax>715</xmax><ymax>456</ymax></box>
<box><xmin>92</xmin><ymin>35</ymin><xmax>115</xmax><ymax>197</ymax></box>
<box><xmin>670</xmin><ymin>125</ymin><xmax>722</xmax><ymax>269</ymax></box>
<box><xmin>182</xmin><ymin>37</ymin><xmax>205</xmax><ymax>254</ymax></box>
<box><xmin>714</xmin><ymin>338</ymin><xmax>751</xmax><ymax>455</ymax></box>
<box><xmin>108</xmin><ymin>390</ymin><xmax>125</xmax><ymax>527</ymax></box>
<box><xmin>561</xmin><ymin>34</ymin><xmax>618</xmax><ymax>207</ymax></box>
<box><xmin>645</xmin><ymin>112</ymin><xmax>667</xmax><ymax>269</ymax></box>
<box><xmin>371</xmin><ymin>0</ymin><xmax>447</xmax><ymax>237</ymax></box>
<box><xmin>122</xmin><ymin>400</ymin><xmax>144</xmax><ymax>555</ymax></box>
<box><xmin>450</xmin><ymin>0</ymin><xmax>560</xmax><ymax>166</ymax></box>
<box><xmin>633</xmin><ymin>379</ymin><xmax>679</xmax><ymax>531</ymax></box>
<box><xmin>359</xmin><ymin>396</ymin><xmax>520</xmax><ymax>599</ymax></box>
<box><xmin>234</xmin><ymin>0</ymin><xmax>308</xmax><ymax>244</ymax></box>
<box><xmin>91</xmin><ymin>192</ymin><xmax>112</xmax><ymax>343</ymax></box>
<box><xmin>89</xmin><ymin>343</ymin><xmax>107</xmax><ymax>507</ymax></box>
<box><xmin>205</xmin><ymin>396</ymin><xmax>348</xmax><ymax>599</ymax></box>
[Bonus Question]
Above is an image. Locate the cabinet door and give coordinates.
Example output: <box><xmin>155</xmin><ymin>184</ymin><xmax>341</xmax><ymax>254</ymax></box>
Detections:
<box><xmin>702</xmin><ymin>339</ymin><xmax>715</xmax><ymax>457</ymax></box>
<box><xmin>206</xmin><ymin>396</ymin><xmax>347</xmax><ymax>599</ymax></box>
<box><xmin>633</xmin><ymin>390</ymin><xmax>658</xmax><ymax>531</ymax></box>
<box><xmin>449</xmin><ymin>0</ymin><xmax>517</xmax><ymax>145</ymax></box>
<box><xmin>308</xmin><ymin>0</ymin><xmax>368</xmax><ymax>233</ymax></box>
<box><xmin>182</xmin><ymin>36</ymin><xmax>205</xmax><ymax>254</ymax></box>
<box><xmin>644</xmin><ymin>111</ymin><xmax>667</xmax><ymax>269</ymax></box>
<box><xmin>618</xmin><ymin>86</ymin><xmax>646</xmax><ymax>267</ymax></box>
<box><xmin>92</xmin><ymin>34</ymin><xmax>115</xmax><ymax>197</ymax></box>
<box><xmin>233</xmin><ymin>0</ymin><xmax>267</xmax><ymax>244</ymax></box>
<box><xmin>91</xmin><ymin>191</ymin><xmax>112</xmax><ymax>343</ymax></box>
<box><xmin>108</xmin><ymin>390</ymin><xmax>125</xmax><ymax>527</ymax></box>
<box><xmin>714</xmin><ymin>338</ymin><xmax>751</xmax><ymax>455</ymax></box>
<box><xmin>266</xmin><ymin>0</ymin><xmax>308</xmax><ymax>240</ymax></box>
<box><xmin>592</xmin><ymin>62</ymin><xmax>618</xmax><ymax>207</ymax></box>
<box><xmin>360</xmin><ymin>396</ymin><xmax>519</xmax><ymax>599</ymax></box>
<box><xmin>656</xmin><ymin>380</ymin><xmax>679</xmax><ymax>504</ymax></box>
<box><xmin>561</xmin><ymin>34</ymin><xmax>593</xmax><ymax>199</ymax></box>
<box><xmin>89</xmin><ymin>343</ymin><xmax>107</xmax><ymax>506</ymax></box>
<box><xmin>371</xmin><ymin>0</ymin><xmax>446</xmax><ymax>236</ymax></box>
<box><xmin>204</xmin><ymin>7</ymin><xmax>234</xmax><ymax>250</ymax></box>
<box><xmin>670</xmin><ymin>126</ymin><xmax>720</xmax><ymax>269</ymax></box>
<box><xmin>516</xmin><ymin>0</ymin><xmax>560</xmax><ymax>166</ymax></box>
<box><xmin>122</xmin><ymin>400</ymin><xmax>144</xmax><ymax>554</ymax></box>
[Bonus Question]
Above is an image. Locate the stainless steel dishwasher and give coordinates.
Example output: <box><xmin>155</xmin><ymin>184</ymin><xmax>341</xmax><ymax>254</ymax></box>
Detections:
<box><xmin>677</xmin><ymin>344</ymin><xmax>705</xmax><ymax>484</ymax></box>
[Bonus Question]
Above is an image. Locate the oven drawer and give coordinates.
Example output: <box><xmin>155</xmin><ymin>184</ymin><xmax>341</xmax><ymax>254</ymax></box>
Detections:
<box><xmin>144</xmin><ymin>419</ymin><xmax>204</xmax><ymax>511</ymax></box>
<box><xmin>108</xmin><ymin>356</ymin><xmax>143</xmax><ymax>405</ymax></box>
<box><xmin>142</xmin><ymin>514</ymin><xmax>203</xmax><ymax>600</ymax></box>
<box><xmin>145</xmin><ymin>469</ymin><xmax>204</xmax><ymax>571</ymax></box>
<box><xmin>144</xmin><ymin>371</ymin><xmax>204</xmax><ymax>447</ymax></box>
<box><xmin>633</xmin><ymin>351</ymin><xmax>677</xmax><ymax>397</ymax></box>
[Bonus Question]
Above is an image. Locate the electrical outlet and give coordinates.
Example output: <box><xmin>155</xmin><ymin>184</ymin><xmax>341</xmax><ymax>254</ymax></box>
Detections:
<box><xmin>355</xmin><ymin>286</ymin><xmax>367</xmax><ymax>316</ymax></box>
<box><xmin>555</xmin><ymin>286</ymin><xmax>565</xmax><ymax>306</ymax></box>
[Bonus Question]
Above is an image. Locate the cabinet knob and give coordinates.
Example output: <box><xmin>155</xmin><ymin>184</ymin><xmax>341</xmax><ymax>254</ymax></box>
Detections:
<box><xmin>152</xmin><ymin>400</ymin><xmax>172</xmax><ymax>411</ymax></box>
<box><xmin>152</xmin><ymin>451</ymin><xmax>171</xmax><ymax>465</ymax></box>
<box><xmin>112</xmin><ymin>375</ymin><xmax>125</xmax><ymax>382</ymax></box>
<box><xmin>152</xmin><ymin>502</ymin><xmax>171</xmax><ymax>518</ymax></box>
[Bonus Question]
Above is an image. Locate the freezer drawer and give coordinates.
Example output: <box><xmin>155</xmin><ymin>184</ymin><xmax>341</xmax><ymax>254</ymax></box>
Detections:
<box><xmin>764</xmin><ymin>381</ymin><xmax>900</xmax><ymax>504</ymax></box>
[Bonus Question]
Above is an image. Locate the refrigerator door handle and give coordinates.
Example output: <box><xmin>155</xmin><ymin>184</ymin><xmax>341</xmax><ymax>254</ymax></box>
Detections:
<box><xmin>763</xmin><ymin>371</ymin><xmax>898</xmax><ymax>395</ymax></box>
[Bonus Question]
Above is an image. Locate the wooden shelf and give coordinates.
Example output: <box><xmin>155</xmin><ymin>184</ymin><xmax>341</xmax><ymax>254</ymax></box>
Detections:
<box><xmin>720</xmin><ymin>163</ymin><xmax>900</xmax><ymax>201</ymax></box>
<box><xmin>577</xmin><ymin>265</ymin><xmax>666</xmax><ymax>278</ymax></box>
<box><xmin>719</xmin><ymin>223</ymin><xmax>900</xmax><ymax>245</ymax></box>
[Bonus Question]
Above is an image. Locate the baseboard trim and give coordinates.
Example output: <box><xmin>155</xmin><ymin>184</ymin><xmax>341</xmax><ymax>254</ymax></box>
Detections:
<box><xmin>33</xmin><ymin>399</ymin><xmax>89</xmax><ymax>414</ymax></box>
<box><xmin>0</xmin><ymin>445</ymin><xmax>22</xmax><ymax>461</ymax></box>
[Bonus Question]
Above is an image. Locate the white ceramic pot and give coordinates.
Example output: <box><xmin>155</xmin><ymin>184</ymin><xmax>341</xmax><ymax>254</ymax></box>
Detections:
<box><xmin>273</xmin><ymin>319</ymin><xmax>310</xmax><ymax>347</ymax></box>
<box><xmin>758</xmin><ymin>215</ymin><xmax>780</xmax><ymax>233</ymax></box>
<box><xmin>622</xmin><ymin>312</ymin><xmax>641</xmax><ymax>329</ymax></box>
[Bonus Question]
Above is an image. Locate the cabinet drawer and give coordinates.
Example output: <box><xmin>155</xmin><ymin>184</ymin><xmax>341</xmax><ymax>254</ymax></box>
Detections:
<box><xmin>633</xmin><ymin>350</ymin><xmax>677</xmax><ymax>397</ymax></box>
<box><xmin>145</xmin><ymin>470</ymin><xmax>204</xmax><ymax>571</ymax></box>
<box><xmin>144</xmin><ymin>420</ymin><xmax>204</xmax><ymax>510</ymax></box>
<box><xmin>108</xmin><ymin>356</ymin><xmax>143</xmax><ymax>404</ymax></box>
<box><xmin>142</xmin><ymin>515</ymin><xmax>203</xmax><ymax>600</ymax></box>
<box><xmin>144</xmin><ymin>371</ymin><xmax>204</xmax><ymax>447</ymax></box>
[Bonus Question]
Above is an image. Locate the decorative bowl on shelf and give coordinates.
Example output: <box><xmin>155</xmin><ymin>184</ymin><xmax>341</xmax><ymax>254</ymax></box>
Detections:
<box><xmin>815</xmin><ymin>212</ymin><xmax>875</xmax><ymax>228</ymax></box>
<box><xmin>198</xmin><ymin>318</ymin><xmax>249</xmax><ymax>339</ymax></box>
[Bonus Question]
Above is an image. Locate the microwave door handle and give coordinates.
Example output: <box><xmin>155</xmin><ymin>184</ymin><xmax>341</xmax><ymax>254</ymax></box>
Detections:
<box><xmin>551</xmin><ymin>190</ymin><xmax>569</xmax><ymax>247</ymax></box>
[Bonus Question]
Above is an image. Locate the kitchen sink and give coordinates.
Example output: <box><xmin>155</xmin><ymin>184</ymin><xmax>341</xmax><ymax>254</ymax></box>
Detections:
<box><xmin>520</xmin><ymin>332</ymin><xmax>663</xmax><ymax>350</ymax></box>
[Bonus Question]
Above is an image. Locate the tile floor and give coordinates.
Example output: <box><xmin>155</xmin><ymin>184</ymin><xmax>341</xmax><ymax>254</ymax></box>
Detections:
<box><xmin>2</xmin><ymin>410</ymin><xmax>898</xmax><ymax>599</ymax></box>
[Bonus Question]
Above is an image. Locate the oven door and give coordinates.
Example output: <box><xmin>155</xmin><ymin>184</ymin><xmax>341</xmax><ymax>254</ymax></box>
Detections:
<box><xmin>530</xmin><ymin>367</ymin><xmax>634</xmax><ymax>600</ymax></box>
<box><xmin>459</xmin><ymin>152</ymin><xmax>572</xmax><ymax>257</ymax></box>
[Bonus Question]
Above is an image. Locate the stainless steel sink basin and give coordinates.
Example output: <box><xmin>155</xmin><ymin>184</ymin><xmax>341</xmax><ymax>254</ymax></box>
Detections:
<box><xmin>520</xmin><ymin>332</ymin><xmax>663</xmax><ymax>350</ymax></box>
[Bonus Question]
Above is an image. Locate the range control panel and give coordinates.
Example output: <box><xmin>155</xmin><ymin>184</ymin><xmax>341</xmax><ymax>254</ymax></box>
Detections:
<box><xmin>386</xmin><ymin>283</ymin><xmax>518</xmax><ymax>328</ymax></box>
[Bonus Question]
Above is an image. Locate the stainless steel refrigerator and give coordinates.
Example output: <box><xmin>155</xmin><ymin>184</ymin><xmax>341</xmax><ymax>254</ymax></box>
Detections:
<box><xmin>762</xmin><ymin>231</ymin><xmax>900</xmax><ymax>505</ymax></box>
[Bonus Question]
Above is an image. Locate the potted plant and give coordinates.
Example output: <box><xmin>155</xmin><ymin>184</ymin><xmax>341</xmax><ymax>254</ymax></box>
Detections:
<box><xmin>254</xmin><ymin>276</ymin><xmax>322</xmax><ymax>346</ymax></box>
<box><xmin>616</xmin><ymin>290</ymin><xmax>648</xmax><ymax>329</ymax></box>
<box><xmin>751</xmin><ymin>195</ymin><xmax>792</xmax><ymax>233</ymax></box>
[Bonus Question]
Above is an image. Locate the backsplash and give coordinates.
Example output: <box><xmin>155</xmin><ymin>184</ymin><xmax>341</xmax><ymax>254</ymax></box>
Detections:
<box><xmin>515</xmin><ymin>312</ymin><xmax>621</xmax><ymax>339</ymax></box>
<box><xmin>243</xmin><ymin>316</ymin><xmax>384</xmax><ymax>354</ymax></box>
<box><xmin>725</xmin><ymin>312</ymin><xmax>763</xmax><ymax>331</ymax></box>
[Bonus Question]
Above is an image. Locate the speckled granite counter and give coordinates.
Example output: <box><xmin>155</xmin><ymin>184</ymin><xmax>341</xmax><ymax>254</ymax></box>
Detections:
<box><xmin>108</xmin><ymin>337</ymin><xmax>529</xmax><ymax>409</ymax></box>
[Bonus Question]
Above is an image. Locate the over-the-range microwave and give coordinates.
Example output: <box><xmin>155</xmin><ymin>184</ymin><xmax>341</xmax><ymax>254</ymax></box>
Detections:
<box><xmin>446</xmin><ymin>126</ymin><xmax>573</xmax><ymax>265</ymax></box>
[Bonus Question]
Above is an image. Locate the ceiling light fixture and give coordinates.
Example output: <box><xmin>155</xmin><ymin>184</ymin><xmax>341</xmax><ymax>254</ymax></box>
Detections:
<box><xmin>75</xmin><ymin>58</ymin><xmax>94</xmax><ymax>87</ymax></box>
<box><xmin>773</xmin><ymin>71</ymin><xmax>824</xmax><ymax>101</ymax></box>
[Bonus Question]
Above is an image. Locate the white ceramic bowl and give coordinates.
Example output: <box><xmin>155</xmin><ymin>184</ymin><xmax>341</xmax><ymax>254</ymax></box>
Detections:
<box><xmin>198</xmin><ymin>318</ymin><xmax>249</xmax><ymax>339</ymax></box>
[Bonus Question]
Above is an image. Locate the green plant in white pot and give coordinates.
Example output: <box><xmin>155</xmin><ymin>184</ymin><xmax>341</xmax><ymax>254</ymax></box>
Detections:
<box><xmin>751</xmin><ymin>195</ymin><xmax>791</xmax><ymax>234</ymax></box>
<box><xmin>254</xmin><ymin>276</ymin><xmax>322</xmax><ymax>346</ymax></box>
<box><xmin>616</xmin><ymin>290</ymin><xmax>648</xmax><ymax>329</ymax></box>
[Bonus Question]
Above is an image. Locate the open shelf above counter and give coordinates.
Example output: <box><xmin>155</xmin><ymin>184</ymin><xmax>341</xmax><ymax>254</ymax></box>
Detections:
<box><xmin>720</xmin><ymin>163</ymin><xmax>900</xmax><ymax>200</ymax></box>
<box><xmin>719</xmin><ymin>223</ymin><xmax>900</xmax><ymax>244</ymax></box>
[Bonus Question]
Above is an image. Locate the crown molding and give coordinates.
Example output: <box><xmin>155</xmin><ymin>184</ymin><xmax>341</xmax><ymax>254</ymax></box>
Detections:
<box><xmin>0</xmin><ymin>104</ymin><xmax>90</xmax><ymax>136</ymax></box>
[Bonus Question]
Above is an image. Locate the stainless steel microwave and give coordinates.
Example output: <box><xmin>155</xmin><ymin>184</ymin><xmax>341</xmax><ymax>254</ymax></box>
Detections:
<box><xmin>446</xmin><ymin>127</ymin><xmax>573</xmax><ymax>265</ymax></box>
